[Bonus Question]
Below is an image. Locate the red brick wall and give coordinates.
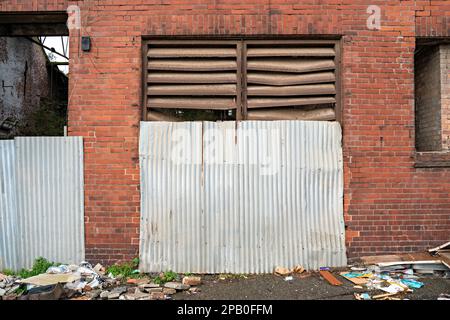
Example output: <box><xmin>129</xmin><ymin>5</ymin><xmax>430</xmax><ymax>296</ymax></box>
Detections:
<box><xmin>415</xmin><ymin>46</ymin><xmax>441</xmax><ymax>151</ymax></box>
<box><xmin>441</xmin><ymin>45</ymin><xmax>450</xmax><ymax>151</ymax></box>
<box><xmin>1</xmin><ymin>0</ymin><xmax>449</xmax><ymax>265</ymax></box>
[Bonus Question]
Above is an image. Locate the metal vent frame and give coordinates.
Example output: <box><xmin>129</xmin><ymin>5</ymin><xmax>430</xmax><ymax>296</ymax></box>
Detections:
<box><xmin>142</xmin><ymin>39</ymin><xmax>342</xmax><ymax>123</ymax></box>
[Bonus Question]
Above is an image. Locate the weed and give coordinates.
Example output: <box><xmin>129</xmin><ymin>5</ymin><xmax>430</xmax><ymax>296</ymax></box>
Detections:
<box><xmin>18</xmin><ymin>257</ymin><xmax>56</xmax><ymax>279</ymax></box>
<box><xmin>1</xmin><ymin>269</ymin><xmax>16</xmax><ymax>276</ymax></box>
<box><xmin>14</xmin><ymin>285</ymin><xmax>27</xmax><ymax>295</ymax></box>
<box><xmin>152</xmin><ymin>270</ymin><xmax>179</xmax><ymax>284</ymax></box>
<box><xmin>106</xmin><ymin>258</ymin><xmax>140</xmax><ymax>278</ymax></box>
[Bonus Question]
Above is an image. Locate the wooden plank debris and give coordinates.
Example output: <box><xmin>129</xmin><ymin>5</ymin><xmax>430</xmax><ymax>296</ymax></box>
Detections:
<box><xmin>319</xmin><ymin>271</ymin><xmax>342</xmax><ymax>286</ymax></box>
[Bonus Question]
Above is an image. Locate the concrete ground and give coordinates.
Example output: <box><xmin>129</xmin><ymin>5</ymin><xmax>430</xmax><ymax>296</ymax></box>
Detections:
<box><xmin>172</xmin><ymin>272</ymin><xmax>450</xmax><ymax>300</ymax></box>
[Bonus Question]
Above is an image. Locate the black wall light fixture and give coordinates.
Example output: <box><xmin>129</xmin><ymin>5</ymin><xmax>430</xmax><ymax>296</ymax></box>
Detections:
<box><xmin>81</xmin><ymin>36</ymin><xmax>91</xmax><ymax>52</ymax></box>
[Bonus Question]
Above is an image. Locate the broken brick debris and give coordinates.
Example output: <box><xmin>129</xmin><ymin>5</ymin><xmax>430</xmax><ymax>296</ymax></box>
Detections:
<box><xmin>0</xmin><ymin>261</ymin><xmax>197</xmax><ymax>300</ymax></box>
<box><xmin>182</xmin><ymin>276</ymin><xmax>202</xmax><ymax>286</ymax></box>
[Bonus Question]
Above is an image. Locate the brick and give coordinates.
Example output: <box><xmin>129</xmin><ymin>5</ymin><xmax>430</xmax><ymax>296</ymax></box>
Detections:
<box><xmin>1</xmin><ymin>0</ymin><xmax>448</xmax><ymax>264</ymax></box>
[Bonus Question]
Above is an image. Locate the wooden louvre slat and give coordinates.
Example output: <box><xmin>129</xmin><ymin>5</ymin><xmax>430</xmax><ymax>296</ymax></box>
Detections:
<box><xmin>248</xmin><ymin>97</ymin><xmax>336</xmax><ymax>109</ymax></box>
<box><xmin>148</xmin><ymin>72</ymin><xmax>236</xmax><ymax>84</ymax></box>
<box><xmin>148</xmin><ymin>84</ymin><xmax>236</xmax><ymax>96</ymax></box>
<box><xmin>247</xmin><ymin>84</ymin><xmax>335</xmax><ymax>96</ymax></box>
<box><xmin>247</xmin><ymin>47</ymin><xmax>335</xmax><ymax>57</ymax></box>
<box><xmin>247</xmin><ymin>59</ymin><xmax>335</xmax><ymax>73</ymax></box>
<box><xmin>148</xmin><ymin>97</ymin><xmax>236</xmax><ymax>110</ymax></box>
<box><xmin>148</xmin><ymin>47</ymin><xmax>237</xmax><ymax>58</ymax></box>
<box><xmin>247</xmin><ymin>71</ymin><xmax>335</xmax><ymax>86</ymax></box>
<box><xmin>247</xmin><ymin>107</ymin><xmax>336</xmax><ymax>121</ymax></box>
<box><xmin>148</xmin><ymin>59</ymin><xmax>237</xmax><ymax>71</ymax></box>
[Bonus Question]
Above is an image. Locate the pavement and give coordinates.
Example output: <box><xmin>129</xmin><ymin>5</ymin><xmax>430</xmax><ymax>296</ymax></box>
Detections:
<box><xmin>172</xmin><ymin>272</ymin><xmax>450</xmax><ymax>300</ymax></box>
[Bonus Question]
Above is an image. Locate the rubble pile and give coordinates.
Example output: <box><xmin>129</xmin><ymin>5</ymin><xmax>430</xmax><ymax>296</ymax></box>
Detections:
<box><xmin>0</xmin><ymin>262</ymin><xmax>202</xmax><ymax>301</ymax></box>
<box><xmin>0</xmin><ymin>274</ymin><xmax>21</xmax><ymax>300</ymax></box>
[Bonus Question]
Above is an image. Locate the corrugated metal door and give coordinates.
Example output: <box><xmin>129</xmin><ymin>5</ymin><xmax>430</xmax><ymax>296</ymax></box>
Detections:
<box><xmin>139</xmin><ymin>120</ymin><xmax>346</xmax><ymax>273</ymax></box>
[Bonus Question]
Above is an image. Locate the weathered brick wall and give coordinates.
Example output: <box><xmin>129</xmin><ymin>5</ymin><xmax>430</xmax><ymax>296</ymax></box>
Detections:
<box><xmin>0</xmin><ymin>37</ymin><xmax>51</xmax><ymax>137</ymax></box>
<box><xmin>1</xmin><ymin>0</ymin><xmax>449</xmax><ymax>265</ymax></box>
<box><xmin>415</xmin><ymin>46</ymin><xmax>441</xmax><ymax>151</ymax></box>
<box><xmin>441</xmin><ymin>45</ymin><xmax>450</xmax><ymax>151</ymax></box>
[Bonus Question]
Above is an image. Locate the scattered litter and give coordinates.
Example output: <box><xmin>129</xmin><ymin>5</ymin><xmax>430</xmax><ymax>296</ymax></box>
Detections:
<box><xmin>293</xmin><ymin>266</ymin><xmax>305</xmax><ymax>274</ymax></box>
<box><xmin>372</xmin><ymin>292</ymin><xmax>402</xmax><ymax>300</ymax></box>
<box><xmin>93</xmin><ymin>263</ymin><xmax>105</xmax><ymax>275</ymax></box>
<box><xmin>349</xmin><ymin>248</ymin><xmax>450</xmax><ymax>300</ymax></box>
<box><xmin>19</xmin><ymin>273</ymin><xmax>81</xmax><ymax>286</ymax></box>
<box><xmin>340</xmin><ymin>273</ymin><xmax>368</xmax><ymax>285</ymax></box>
<box><xmin>284</xmin><ymin>276</ymin><xmax>293</xmax><ymax>281</ymax></box>
<box><xmin>354</xmin><ymin>292</ymin><xmax>371</xmax><ymax>300</ymax></box>
<box><xmin>46</xmin><ymin>265</ymin><xmax>70</xmax><ymax>274</ymax></box>
<box><xmin>428</xmin><ymin>241</ymin><xmax>450</xmax><ymax>253</ymax></box>
<box><xmin>274</xmin><ymin>266</ymin><xmax>291</xmax><ymax>276</ymax></box>
<box><xmin>377</xmin><ymin>283</ymin><xmax>405</xmax><ymax>294</ymax></box>
<box><xmin>350</xmin><ymin>267</ymin><xmax>367</xmax><ymax>272</ymax></box>
<box><xmin>319</xmin><ymin>270</ymin><xmax>342</xmax><ymax>286</ymax></box>
<box><xmin>400</xmin><ymin>279</ymin><xmax>423</xmax><ymax>289</ymax></box>
<box><xmin>188</xmin><ymin>287</ymin><xmax>200</xmax><ymax>294</ymax></box>
<box><xmin>274</xmin><ymin>265</ymin><xmax>305</xmax><ymax>277</ymax></box>
<box><xmin>437</xmin><ymin>293</ymin><xmax>450</xmax><ymax>300</ymax></box>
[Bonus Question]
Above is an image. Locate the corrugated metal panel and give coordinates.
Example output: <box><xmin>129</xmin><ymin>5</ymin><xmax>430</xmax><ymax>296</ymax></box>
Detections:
<box><xmin>0</xmin><ymin>137</ymin><xmax>85</xmax><ymax>270</ymax></box>
<box><xmin>0</xmin><ymin>140</ymin><xmax>19</xmax><ymax>271</ymax></box>
<box><xmin>139</xmin><ymin>121</ymin><xmax>346</xmax><ymax>273</ymax></box>
<box><xmin>15</xmin><ymin>137</ymin><xmax>85</xmax><ymax>269</ymax></box>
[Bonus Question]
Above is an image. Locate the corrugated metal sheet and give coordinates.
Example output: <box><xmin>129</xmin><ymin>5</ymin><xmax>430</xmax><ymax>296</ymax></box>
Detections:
<box><xmin>0</xmin><ymin>140</ymin><xmax>19</xmax><ymax>271</ymax></box>
<box><xmin>0</xmin><ymin>137</ymin><xmax>85</xmax><ymax>270</ymax></box>
<box><xmin>139</xmin><ymin>121</ymin><xmax>346</xmax><ymax>273</ymax></box>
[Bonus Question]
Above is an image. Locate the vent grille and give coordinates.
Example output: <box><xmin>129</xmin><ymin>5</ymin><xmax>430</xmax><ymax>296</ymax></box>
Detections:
<box><xmin>246</xmin><ymin>43</ymin><xmax>337</xmax><ymax>121</ymax></box>
<box><xmin>145</xmin><ymin>43</ymin><xmax>239</xmax><ymax>121</ymax></box>
<box><xmin>144</xmin><ymin>40</ymin><xmax>339</xmax><ymax>121</ymax></box>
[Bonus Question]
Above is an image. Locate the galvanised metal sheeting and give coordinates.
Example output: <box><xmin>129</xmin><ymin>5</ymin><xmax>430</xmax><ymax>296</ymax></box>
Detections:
<box><xmin>140</xmin><ymin>121</ymin><xmax>346</xmax><ymax>273</ymax></box>
<box><xmin>0</xmin><ymin>141</ymin><xmax>19</xmax><ymax>271</ymax></box>
<box><xmin>0</xmin><ymin>137</ymin><xmax>85</xmax><ymax>270</ymax></box>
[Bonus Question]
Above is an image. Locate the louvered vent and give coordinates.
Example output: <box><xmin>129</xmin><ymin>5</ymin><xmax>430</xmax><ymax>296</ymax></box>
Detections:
<box><xmin>143</xmin><ymin>40</ymin><xmax>339</xmax><ymax>121</ymax></box>
<box><xmin>245</xmin><ymin>43</ymin><xmax>337</xmax><ymax>121</ymax></box>
<box><xmin>145</xmin><ymin>43</ymin><xmax>239</xmax><ymax>121</ymax></box>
